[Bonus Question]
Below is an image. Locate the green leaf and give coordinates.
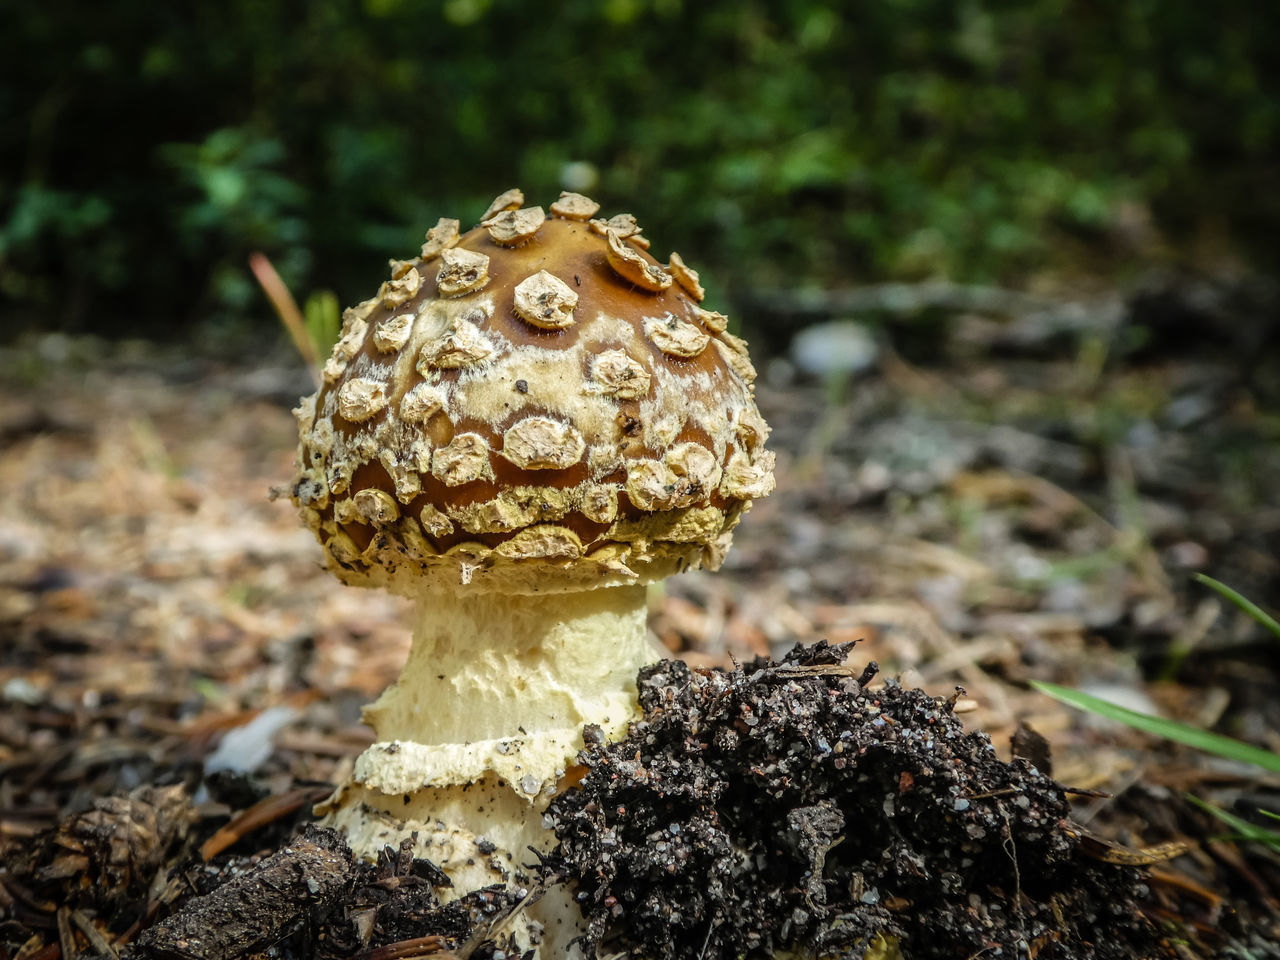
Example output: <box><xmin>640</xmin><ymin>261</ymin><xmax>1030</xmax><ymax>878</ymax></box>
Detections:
<box><xmin>1029</xmin><ymin>681</ymin><xmax>1280</xmax><ymax>774</ymax></box>
<box><xmin>1185</xmin><ymin>794</ymin><xmax>1280</xmax><ymax>851</ymax></box>
<box><xmin>1192</xmin><ymin>573</ymin><xmax>1280</xmax><ymax>642</ymax></box>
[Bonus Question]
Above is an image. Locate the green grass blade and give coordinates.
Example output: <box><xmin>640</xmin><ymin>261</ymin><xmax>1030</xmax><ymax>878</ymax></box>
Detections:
<box><xmin>1192</xmin><ymin>573</ymin><xmax>1280</xmax><ymax>641</ymax></box>
<box><xmin>1185</xmin><ymin>794</ymin><xmax>1280</xmax><ymax>850</ymax></box>
<box><xmin>1029</xmin><ymin>681</ymin><xmax>1280</xmax><ymax>774</ymax></box>
<box><xmin>304</xmin><ymin>289</ymin><xmax>341</xmax><ymax>362</ymax></box>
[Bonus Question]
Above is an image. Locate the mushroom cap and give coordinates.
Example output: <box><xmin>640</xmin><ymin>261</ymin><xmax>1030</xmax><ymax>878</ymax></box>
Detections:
<box><xmin>291</xmin><ymin>191</ymin><xmax>774</xmax><ymax>595</ymax></box>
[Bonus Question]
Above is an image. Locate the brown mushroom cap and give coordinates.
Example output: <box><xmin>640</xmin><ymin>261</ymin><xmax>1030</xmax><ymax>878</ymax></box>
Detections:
<box><xmin>291</xmin><ymin>193</ymin><xmax>774</xmax><ymax>595</ymax></box>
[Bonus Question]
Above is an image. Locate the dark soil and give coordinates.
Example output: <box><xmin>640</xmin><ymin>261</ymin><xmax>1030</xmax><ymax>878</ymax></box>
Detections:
<box><xmin>548</xmin><ymin>642</ymin><xmax>1155</xmax><ymax>960</ymax></box>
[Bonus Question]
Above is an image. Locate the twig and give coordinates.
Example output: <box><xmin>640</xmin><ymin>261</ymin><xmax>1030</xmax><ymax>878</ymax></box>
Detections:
<box><xmin>199</xmin><ymin>786</ymin><xmax>331</xmax><ymax>861</ymax></box>
<box><xmin>55</xmin><ymin>909</ymin><xmax>75</xmax><ymax>960</ymax></box>
<box><xmin>248</xmin><ymin>252</ymin><xmax>320</xmax><ymax>387</ymax></box>
<box><xmin>474</xmin><ymin>883</ymin><xmax>546</xmax><ymax>952</ymax></box>
<box><xmin>966</xmin><ymin>787</ymin><xmax>1022</xmax><ymax>801</ymax></box>
<box><xmin>1060</xmin><ymin>786</ymin><xmax>1112</xmax><ymax>800</ymax></box>
<box><xmin>766</xmin><ymin>662</ymin><xmax>863</xmax><ymax>679</ymax></box>
<box><xmin>1147</xmin><ymin>867</ymin><xmax>1225</xmax><ymax>910</ymax></box>
<box><xmin>69</xmin><ymin>910</ymin><xmax>118</xmax><ymax>959</ymax></box>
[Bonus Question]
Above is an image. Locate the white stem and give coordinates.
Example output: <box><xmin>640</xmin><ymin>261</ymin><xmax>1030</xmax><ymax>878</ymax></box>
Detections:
<box><xmin>368</xmin><ymin>584</ymin><xmax>653</xmax><ymax>756</ymax></box>
<box><xmin>318</xmin><ymin>583</ymin><xmax>660</xmax><ymax>956</ymax></box>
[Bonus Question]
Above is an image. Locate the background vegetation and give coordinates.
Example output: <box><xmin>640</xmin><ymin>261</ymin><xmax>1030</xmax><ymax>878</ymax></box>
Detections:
<box><xmin>3</xmin><ymin>0</ymin><xmax>1278</xmax><ymax>339</ymax></box>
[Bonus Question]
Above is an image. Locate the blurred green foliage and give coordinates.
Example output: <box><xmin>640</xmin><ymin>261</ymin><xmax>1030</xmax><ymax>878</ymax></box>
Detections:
<box><xmin>2</xmin><ymin>0</ymin><xmax>1277</xmax><ymax>336</ymax></box>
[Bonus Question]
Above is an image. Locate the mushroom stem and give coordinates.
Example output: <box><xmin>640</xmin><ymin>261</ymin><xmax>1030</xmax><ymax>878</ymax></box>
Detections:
<box><xmin>368</xmin><ymin>584</ymin><xmax>654</xmax><ymax>752</ymax></box>
<box><xmin>319</xmin><ymin>583</ymin><xmax>659</xmax><ymax>900</ymax></box>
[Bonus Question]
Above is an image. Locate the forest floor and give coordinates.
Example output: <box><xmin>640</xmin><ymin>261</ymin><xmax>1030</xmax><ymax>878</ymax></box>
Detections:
<box><xmin>1</xmin><ymin>281</ymin><xmax>1278</xmax><ymax>958</ymax></box>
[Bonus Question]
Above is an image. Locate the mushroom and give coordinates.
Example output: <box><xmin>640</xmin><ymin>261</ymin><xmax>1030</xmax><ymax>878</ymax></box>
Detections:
<box><xmin>291</xmin><ymin>190</ymin><xmax>774</xmax><ymax>951</ymax></box>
